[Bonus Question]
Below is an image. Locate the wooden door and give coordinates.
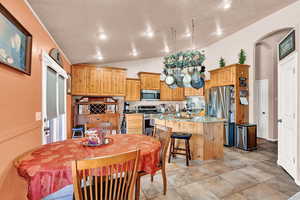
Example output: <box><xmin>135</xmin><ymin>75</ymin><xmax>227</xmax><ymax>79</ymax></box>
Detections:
<box><xmin>278</xmin><ymin>52</ymin><xmax>297</xmax><ymax>179</ymax></box>
<box><xmin>172</xmin><ymin>87</ymin><xmax>185</xmax><ymax>101</ymax></box>
<box><xmin>100</xmin><ymin>68</ymin><xmax>113</xmax><ymax>96</ymax></box>
<box><xmin>86</xmin><ymin>66</ymin><xmax>101</xmax><ymax>95</ymax></box>
<box><xmin>126</xmin><ymin>79</ymin><xmax>141</xmax><ymax>101</ymax></box>
<box><xmin>126</xmin><ymin>114</ymin><xmax>143</xmax><ymax>134</ymax></box>
<box><xmin>255</xmin><ymin>80</ymin><xmax>269</xmax><ymax>139</ymax></box>
<box><xmin>139</xmin><ymin>73</ymin><xmax>160</xmax><ymax>90</ymax></box>
<box><xmin>72</xmin><ymin>66</ymin><xmax>87</xmax><ymax>95</ymax></box>
<box><xmin>184</xmin><ymin>87</ymin><xmax>204</xmax><ymax>96</ymax></box>
<box><xmin>160</xmin><ymin>82</ymin><xmax>172</xmax><ymax>101</ymax></box>
<box><xmin>112</xmin><ymin>70</ymin><xmax>126</xmax><ymax>96</ymax></box>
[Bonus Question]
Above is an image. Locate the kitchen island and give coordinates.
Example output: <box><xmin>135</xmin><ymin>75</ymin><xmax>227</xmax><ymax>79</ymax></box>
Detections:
<box><xmin>152</xmin><ymin>114</ymin><xmax>226</xmax><ymax>160</ymax></box>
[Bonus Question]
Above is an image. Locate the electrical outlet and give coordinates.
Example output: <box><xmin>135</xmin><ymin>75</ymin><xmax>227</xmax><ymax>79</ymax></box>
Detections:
<box><xmin>35</xmin><ymin>112</ymin><xmax>42</xmax><ymax>121</ymax></box>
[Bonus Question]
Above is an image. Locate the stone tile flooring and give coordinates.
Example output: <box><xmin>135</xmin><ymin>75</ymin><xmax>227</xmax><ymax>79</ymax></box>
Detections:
<box><xmin>139</xmin><ymin>139</ymin><xmax>300</xmax><ymax>200</ymax></box>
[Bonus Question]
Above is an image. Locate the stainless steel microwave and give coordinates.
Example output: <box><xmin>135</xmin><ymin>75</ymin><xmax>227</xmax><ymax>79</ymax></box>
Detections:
<box><xmin>141</xmin><ymin>90</ymin><xmax>160</xmax><ymax>101</ymax></box>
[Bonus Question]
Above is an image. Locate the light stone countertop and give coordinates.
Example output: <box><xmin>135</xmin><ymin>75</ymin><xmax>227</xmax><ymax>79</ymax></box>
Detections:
<box><xmin>151</xmin><ymin>114</ymin><xmax>227</xmax><ymax>123</ymax></box>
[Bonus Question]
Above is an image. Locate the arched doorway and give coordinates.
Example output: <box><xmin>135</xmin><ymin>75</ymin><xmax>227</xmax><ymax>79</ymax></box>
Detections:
<box><xmin>254</xmin><ymin>28</ymin><xmax>293</xmax><ymax>141</ymax></box>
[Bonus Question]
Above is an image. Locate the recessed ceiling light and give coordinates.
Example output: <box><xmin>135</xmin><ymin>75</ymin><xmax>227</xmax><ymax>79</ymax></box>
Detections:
<box><xmin>164</xmin><ymin>46</ymin><xmax>170</xmax><ymax>53</ymax></box>
<box><xmin>222</xmin><ymin>0</ymin><xmax>232</xmax><ymax>10</ymax></box>
<box><xmin>131</xmin><ymin>49</ymin><xmax>138</xmax><ymax>56</ymax></box>
<box><xmin>144</xmin><ymin>31</ymin><xmax>154</xmax><ymax>38</ymax></box>
<box><xmin>99</xmin><ymin>33</ymin><xmax>108</xmax><ymax>40</ymax></box>
<box><xmin>216</xmin><ymin>28</ymin><xmax>223</xmax><ymax>36</ymax></box>
<box><xmin>184</xmin><ymin>32</ymin><xmax>192</xmax><ymax>38</ymax></box>
<box><xmin>97</xmin><ymin>55</ymin><xmax>103</xmax><ymax>60</ymax></box>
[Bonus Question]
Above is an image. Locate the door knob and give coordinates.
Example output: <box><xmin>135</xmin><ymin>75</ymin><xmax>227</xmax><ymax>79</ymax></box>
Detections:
<box><xmin>278</xmin><ymin>119</ymin><xmax>283</xmax><ymax>123</ymax></box>
<box><xmin>262</xmin><ymin>112</ymin><xmax>265</xmax><ymax>114</ymax></box>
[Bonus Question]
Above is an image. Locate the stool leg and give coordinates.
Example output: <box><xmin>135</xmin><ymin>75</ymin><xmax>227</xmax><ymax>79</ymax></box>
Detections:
<box><xmin>185</xmin><ymin>139</ymin><xmax>189</xmax><ymax>166</ymax></box>
<box><xmin>168</xmin><ymin>138</ymin><xmax>173</xmax><ymax>163</ymax></box>
<box><xmin>187</xmin><ymin>139</ymin><xmax>192</xmax><ymax>160</ymax></box>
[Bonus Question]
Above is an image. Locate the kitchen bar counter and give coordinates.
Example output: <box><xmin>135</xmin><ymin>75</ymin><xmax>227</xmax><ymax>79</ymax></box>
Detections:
<box><xmin>152</xmin><ymin>114</ymin><xmax>225</xmax><ymax>160</ymax></box>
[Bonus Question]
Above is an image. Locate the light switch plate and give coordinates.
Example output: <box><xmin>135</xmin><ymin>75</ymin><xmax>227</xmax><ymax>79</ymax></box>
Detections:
<box><xmin>35</xmin><ymin>112</ymin><xmax>42</xmax><ymax>121</ymax></box>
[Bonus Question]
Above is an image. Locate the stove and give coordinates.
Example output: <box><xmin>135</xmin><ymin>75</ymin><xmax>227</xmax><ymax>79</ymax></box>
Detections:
<box><xmin>137</xmin><ymin>106</ymin><xmax>161</xmax><ymax>135</ymax></box>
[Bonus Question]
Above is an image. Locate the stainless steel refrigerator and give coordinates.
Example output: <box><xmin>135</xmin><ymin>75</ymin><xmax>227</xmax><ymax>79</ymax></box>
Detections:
<box><xmin>206</xmin><ymin>86</ymin><xmax>235</xmax><ymax>146</ymax></box>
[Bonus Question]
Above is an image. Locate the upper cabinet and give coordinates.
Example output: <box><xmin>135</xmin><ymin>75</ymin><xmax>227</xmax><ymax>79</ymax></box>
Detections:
<box><xmin>126</xmin><ymin>79</ymin><xmax>141</xmax><ymax>101</ymax></box>
<box><xmin>208</xmin><ymin>64</ymin><xmax>240</xmax><ymax>88</ymax></box>
<box><xmin>72</xmin><ymin>66</ymin><xmax>87</xmax><ymax>95</ymax></box>
<box><xmin>138</xmin><ymin>72</ymin><xmax>161</xmax><ymax>90</ymax></box>
<box><xmin>160</xmin><ymin>82</ymin><xmax>185</xmax><ymax>101</ymax></box>
<box><xmin>72</xmin><ymin>65</ymin><xmax>126</xmax><ymax>96</ymax></box>
<box><xmin>184</xmin><ymin>87</ymin><xmax>204</xmax><ymax>97</ymax></box>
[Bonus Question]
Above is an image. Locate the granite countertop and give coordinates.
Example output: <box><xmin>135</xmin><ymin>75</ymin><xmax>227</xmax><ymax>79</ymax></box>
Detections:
<box><xmin>151</xmin><ymin>114</ymin><xmax>227</xmax><ymax>123</ymax></box>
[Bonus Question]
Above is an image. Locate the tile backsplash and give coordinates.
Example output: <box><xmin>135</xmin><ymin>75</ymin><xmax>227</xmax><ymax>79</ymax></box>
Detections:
<box><xmin>127</xmin><ymin>100</ymin><xmax>186</xmax><ymax>111</ymax></box>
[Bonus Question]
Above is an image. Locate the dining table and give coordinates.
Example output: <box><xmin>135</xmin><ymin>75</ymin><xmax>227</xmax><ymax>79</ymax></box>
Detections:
<box><xmin>14</xmin><ymin>134</ymin><xmax>161</xmax><ymax>200</ymax></box>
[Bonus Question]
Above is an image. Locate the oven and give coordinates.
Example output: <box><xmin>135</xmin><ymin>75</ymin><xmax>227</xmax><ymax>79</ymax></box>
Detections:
<box><xmin>141</xmin><ymin>90</ymin><xmax>160</xmax><ymax>101</ymax></box>
<box><xmin>137</xmin><ymin>106</ymin><xmax>160</xmax><ymax>135</ymax></box>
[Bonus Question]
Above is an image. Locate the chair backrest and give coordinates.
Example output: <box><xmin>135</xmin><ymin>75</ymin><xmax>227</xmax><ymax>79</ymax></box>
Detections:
<box><xmin>153</xmin><ymin>125</ymin><xmax>172</xmax><ymax>168</ymax></box>
<box><xmin>72</xmin><ymin>150</ymin><xmax>140</xmax><ymax>200</ymax></box>
<box><xmin>85</xmin><ymin>121</ymin><xmax>113</xmax><ymax>135</ymax></box>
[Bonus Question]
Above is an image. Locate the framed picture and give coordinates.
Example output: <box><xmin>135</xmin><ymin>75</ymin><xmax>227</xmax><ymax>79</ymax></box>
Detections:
<box><xmin>0</xmin><ymin>4</ymin><xmax>32</xmax><ymax>75</ymax></box>
<box><xmin>67</xmin><ymin>73</ymin><xmax>72</xmax><ymax>95</ymax></box>
<box><xmin>279</xmin><ymin>30</ymin><xmax>295</xmax><ymax>61</ymax></box>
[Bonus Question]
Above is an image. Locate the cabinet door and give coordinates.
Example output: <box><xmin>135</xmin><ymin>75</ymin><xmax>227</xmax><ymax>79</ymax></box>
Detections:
<box><xmin>112</xmin><ymin>70</ymin><xmax>126</xmax><ymax>96</ymax></box>
<box><xmin>184</xmin><ymin>87</ymin><xmax>204</xmax><ymax>96</ymax></box>
<box><xmin>86</xmin><ymin>67</ymin><xmax>101</xmax><ymax>95</ymax></box>
<box><xmin>172</xmin><ymin>87</ymin><xmax>185</xmax><ymax>101</ymax></box>
<box><xmin>126</xmin><ymin>79</ymin><xmax>141</xmax><ymax>101</ymax></box>
<box><xmin>72</xmin><ymin>66</ymin><xmax>87</xmax><ymax>95</ymax></box>
<box><xmin>140</xmin><ymin>74</ymin><xmax>160</xmax><ymax>90</ymax></box>
<box><xmin>101</xmin><ymin>68</ymin><xmax>114</xmax><ymax>96</ymax></box>
<box><xmin>160</xmin><ymin>82</ymin><xmax>172</xmax><ymax>101</ymax></box>
<box><xmin>126</xmin><ymin>114</ymin><xmax>143</xmax><ymax>134</ymax></box>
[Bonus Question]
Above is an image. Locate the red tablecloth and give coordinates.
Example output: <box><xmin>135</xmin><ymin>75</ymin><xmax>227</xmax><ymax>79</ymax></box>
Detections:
<box><xmin>15</xmin><ymin>134</ymin><xmax>161</xmax><ymax>200</ymax></box>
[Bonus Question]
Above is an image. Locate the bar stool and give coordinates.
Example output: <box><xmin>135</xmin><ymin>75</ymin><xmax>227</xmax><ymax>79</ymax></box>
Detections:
<box><xmin>168</xmin><ymin>132</ymin><xmax>192</xmax><ymax>166</ymax></box>
<box><xmin>72</xmin><ymin>127</ymin><xmax>84</xmax><ymax>138</ymax></box>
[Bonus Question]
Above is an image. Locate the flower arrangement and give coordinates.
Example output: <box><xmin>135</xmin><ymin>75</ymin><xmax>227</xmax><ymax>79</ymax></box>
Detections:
<box><xmin>163</xmin><ymin>50</ymin><xmax>206</xmax><ymax>69</ymax></box>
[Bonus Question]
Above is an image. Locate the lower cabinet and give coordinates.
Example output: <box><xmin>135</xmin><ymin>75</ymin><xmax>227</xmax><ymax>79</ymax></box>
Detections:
<box><xmin>125</xmin><ymin>114</ymin><xmax>143</xmax><ymax>134</ymax></box>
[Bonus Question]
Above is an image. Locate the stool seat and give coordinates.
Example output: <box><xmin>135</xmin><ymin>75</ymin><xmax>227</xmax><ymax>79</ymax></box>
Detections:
<box><xmin>72</xmin><ymin>128</ymin><xmax>84</xmax><ymax>131</ymax></box>
<box><xmin>171</xmin><ymin>132</ymin><xmax>192</xmax><ymax>139</ymax></box>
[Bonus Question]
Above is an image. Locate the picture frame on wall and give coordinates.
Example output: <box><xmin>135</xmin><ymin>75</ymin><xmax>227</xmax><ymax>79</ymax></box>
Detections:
<box><xmin>279</xmin><ymin>30</ymin><xmax>295</xmax><ymax>61</ymax></box>
<box><xmin>67</xmin><ymin>73</ymin><xmax>72</xmax><ymax>95</ymax></box>
<box><xmin>0</xmin><ymin>4</ymin><xmax>32</xmax><ymax>75</ymax></box>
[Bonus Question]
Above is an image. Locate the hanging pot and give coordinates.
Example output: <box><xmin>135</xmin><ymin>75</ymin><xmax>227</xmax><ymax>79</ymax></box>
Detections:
<box><xmin>183</xmin><ymin>72</ymin><xmax>192</xmax><ymax>87</ymax></box>
<box><xmin>165</xmin><ymin>74</ymin><xmax>175</xmax><ymax>86</ymax></box>
<box><xmin>160</xmin><ymin>69</ymin><xmax>167</xmax><ymax>81</ymax></box>
<box><xmin>191</xmin><ymin>77</ymin><xmax>205</xmax><ymax>89</ymax></box>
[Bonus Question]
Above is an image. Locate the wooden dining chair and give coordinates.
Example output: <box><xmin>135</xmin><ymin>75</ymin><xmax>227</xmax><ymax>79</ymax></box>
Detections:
<box><xmin>85</xmin><ymin>121</ymin><xmax>113</xmax><ymax>135</ymax></box>
<box><xmin>135</xmin><ymin>125</ymin><xmax>172</xmax><ymax>199</ymax></box>
<box><xmin>72</xmin><ymin>150</ymin><xmax>140</xmax><ymax>200</ymax></box>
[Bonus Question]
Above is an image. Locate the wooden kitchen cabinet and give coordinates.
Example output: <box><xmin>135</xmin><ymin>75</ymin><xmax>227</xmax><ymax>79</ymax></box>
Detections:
<box><xmin>139</xmin><ymin>72</ymin><xmax>161</xmax><ymax>90</ymax></box>
<box><xmin>86</xmin><ymin>66</ymin><xmax>101</xmax><ymax>95</ymax></box>
<box><xmin>101</xmin><ymin>68</ymin><xmax>126</xmax><ymax>96</ymax></box>
<box><xmin>71</xmin><ymin>65</ymin><xmax>126</xmax><ymax>96</ymax></box>
<box><xmin>126</xmin><ymin>78</ymin><xmax>141</xmax><ymax>101</ymax></box>
<box><xmin>72</xmin><ymin>66</ymin><xmax>87</xmax><ymax>95</ymax></box>
<box><xmin>160</xmin><ymin>82</ymin><xmax>185</xmax><ymax>101</ymax></box>
<box><xmin>208</xmin><ymin>65</ymin><xmax>236</xmax><ymax>88</ymax></box>
<box><xmin>172</xmin><ymin>87</ymin><xmax>185</xmax><ymax>101</ymax></box>
<box><xmin>184</xmin><ymin>87</ymin><xmax>204</xmax><ymax>97</ymax></box>
<box><xmin>126</xmin><ymin>113</ymin><xmax>143</xmax><ymax>134</ymax></box>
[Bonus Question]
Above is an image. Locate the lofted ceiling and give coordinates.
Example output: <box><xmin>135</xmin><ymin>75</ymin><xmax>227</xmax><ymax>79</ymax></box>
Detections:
<box><xmin>27</xmin><ymin>0</ymin><xmax>297</xmax><ymax>64</ymax></box>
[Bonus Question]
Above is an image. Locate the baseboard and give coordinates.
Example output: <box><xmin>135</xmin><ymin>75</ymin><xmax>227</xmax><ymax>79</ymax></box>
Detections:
<box><xmin>266</xmin><ymin>137</ymin><xmax>278</xmax><ymax>142</ymax></box>
<box><xmin>277</xmin><ymin>160</ymin><xmax>300</xmax><ymax>186</ymax></box>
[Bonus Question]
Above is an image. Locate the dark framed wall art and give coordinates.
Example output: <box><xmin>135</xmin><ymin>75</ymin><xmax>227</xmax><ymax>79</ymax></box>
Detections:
<box><xmin>279</xmin><ymin>30</ymin><xmax>295</xmax><ymax>61</ymax></box>
<box><xmin>0</xmin><ymin>4</ymin><xmax>32</xmax><ymax>75</ymax></box>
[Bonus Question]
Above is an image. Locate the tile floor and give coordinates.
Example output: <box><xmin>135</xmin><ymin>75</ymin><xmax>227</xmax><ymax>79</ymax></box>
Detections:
<box><xmin>139</xmin><ymin>139</ymin><xmax>300</xmax><ymax>200</ymax></box>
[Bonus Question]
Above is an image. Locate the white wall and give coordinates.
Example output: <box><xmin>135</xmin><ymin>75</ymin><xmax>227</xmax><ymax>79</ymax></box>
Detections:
<box><xmin>101</xmin><ymin>57</ymin><xmax>164</xmax><ymax>78</ymax></box>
